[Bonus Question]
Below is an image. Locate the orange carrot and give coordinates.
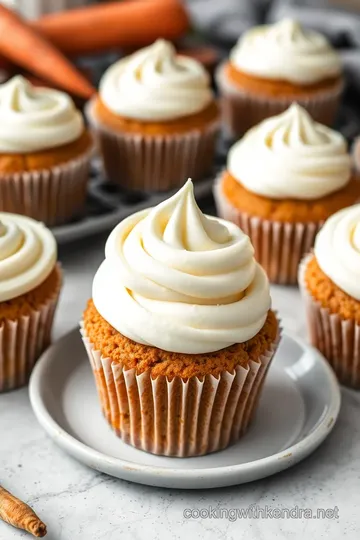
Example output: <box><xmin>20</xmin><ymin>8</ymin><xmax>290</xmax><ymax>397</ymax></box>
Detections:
<box><xmin>0</xmin><ymin>485</ymin><xmax>47</xmax><ymax>537</ymax></box>
<box><xmin>0</xmin><ymin>4</ymin><xmax>95</xmax><ymax>98</ymax></box>
<box><xmin>33</xmin><ymin>0</ymin><xmax>190</xmax><ymax>57</ymax></box>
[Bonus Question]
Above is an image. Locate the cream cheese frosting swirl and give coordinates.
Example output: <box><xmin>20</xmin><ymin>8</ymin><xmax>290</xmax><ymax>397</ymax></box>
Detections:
<box><xmin>0</xmin><ymin>213</ymin><xmax>57</xmax><ymax>302</ymax></box>
<box><xmin>314</xmin><ymin>204</ymin><xmax>360</xmax><ymax>301</ymax></box>
<box><xmin>93</xmin><ymin>180</ymin><xmax>271</xmax><ymax>354</ymax></box>
<box><xmin>99</xmin><ymin>39</ymin><xmax>213</xmax><ymax>121</ymax></box>
<box><xmin>230</xmin><ymin>18</ymin><xmax>341</xmax><ymax>85</ymax></box>
<box><xmin>227</xmin><ymin>104</ymin><xmax>351</xmax><ymax>200</ymax></box>
<box><xmin>0</xmin><ymin>75</ymin><xmax>84</xmax><ymax>153</ymax></box>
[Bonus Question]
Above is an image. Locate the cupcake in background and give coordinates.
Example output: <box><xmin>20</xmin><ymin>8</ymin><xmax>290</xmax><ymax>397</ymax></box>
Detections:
<box><xmin>299</xmin><ymin>205</ymin><xmax>360</xmax><ymax>388</ymax></box>
<box><xmin>0</xmin><ymin>213</ymin><xmax>62</xmax><ymax>392</ymax></box>
<box><xmin>86</xmin><ymin>39</ymin><xmax>219</xmax><ymax>191</ymax></box>
<box><xmin>216</xmin><ymin>19</ymin><xmax>343</xmax><ymax>137</ymax></box>
<box><xmin>214</xmin><ymin>104</ymin><xmax>359</xmax><ymax>285</ymax></box>
<box><xmin>0</xmin><ymin>75</ymin><xmax>93</xmax><ymax>226</ymax></box>
<box><xmin>82</xmin><ymin>180</ymin><xmax>279</xmax><ymax>457</ymax></box>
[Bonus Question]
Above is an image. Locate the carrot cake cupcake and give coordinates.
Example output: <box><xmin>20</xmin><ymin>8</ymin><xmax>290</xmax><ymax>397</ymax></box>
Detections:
<box><xmin>0</xmin><ymin>212</ymin><xmax>62</xmax><ymax>392</ymax></box>
<box><xmin>299</xmin><ymin>204</ymin><xmax>360</xmax><ymax>388</ymax></box>
<box><xmin>216</xmin><ymin>18</ymin><xmax>343</xmax><ymax>137</ymax></box>
<box><xmin>0</xmin><ymin>75</ymin><xmax>93</xmax><ymax>226</ymax></box>
<box><xmin>86</xmin><ymin>39</ymin><xmax>219</xmax><ymax>191</ymax></box>
<box><xmin>82</xmin><ymin>179</ymin><xmax>279</xmax><ymax>457</ymax></box>
<box><xmin>214</xmin><ymin>103</ymin><xmax>359</xmax><ymax>285</ymax></box>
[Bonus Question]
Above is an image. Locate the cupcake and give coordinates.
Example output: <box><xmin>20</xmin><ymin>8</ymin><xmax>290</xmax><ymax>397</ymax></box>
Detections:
<box><xmin>86</xmin><ymin>39</ymin><xmax>219</xmax><ymax>191</ymax></box>
<box><xmin>214</xmin><ymin>104</ymin><xmax>359</xmax><ymax>285</ymax></box>
<box><xmin>81</xmin><ymin>179</ymin><xmax>279</xmax><ymax>457</ymax></box>
<box><xmin>216</xmin><ymin>19</ymin><xmax>343</xmax><ymax>137</ymax></box>
<box><xmin>0</xmin><ymin>212</ymin><xmax>61</xmax><ymax>392</ymax></box>
<box><xmin>0</xmin><ymin>75</ymin><xmax>93</xmax><ymax>226</ymax></box>
<box><xmin>299</xmin><ymin>205</ymin><xmax>360</xmax><ymax>388</ymax></box>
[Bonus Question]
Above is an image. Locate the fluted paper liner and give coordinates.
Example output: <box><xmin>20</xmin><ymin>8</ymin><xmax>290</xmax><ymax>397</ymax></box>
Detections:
<box><xmin>81</xmin><ymin>323</ymin><xmax>280</xmax><ymax>457</ymax></box>
<box><xmin>299</xmin><ymin>254</ymin><xmax>360</xmax><ymax>389</ymax></box>
<box><xmin>215</xmin><ymin>63</ymin><xmax>343</xmax><ymax>138</ymax></box>
<box><xmin>213</xmin><ymin>175</ymin><xmax>322</xmax><ymax>285</ymax></box>
<box><xmin>0</xmin><ymin>149</ymin><xmax>92</xmax><ymax>226</ymax></box>
<box><xmin>86</xmin><ymin>99</ymin><xmax>219</xmax><ymax>191</ymax></box>
<box><xmin>0</xmin><ymin>264</ymin><xmax>62</xmax><ymax>393</ymax></box>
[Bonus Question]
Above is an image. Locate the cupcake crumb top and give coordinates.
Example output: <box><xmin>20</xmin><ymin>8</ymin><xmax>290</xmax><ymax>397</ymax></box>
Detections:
<box><xmin>83</xmin><ymin>300</ymin><xmax>278</xmax><ymax>379</ymax></box>
<box><xmin>304</xmin><ymin>256</ymin><xmax>360</xmax><ymax>324</ymax></box>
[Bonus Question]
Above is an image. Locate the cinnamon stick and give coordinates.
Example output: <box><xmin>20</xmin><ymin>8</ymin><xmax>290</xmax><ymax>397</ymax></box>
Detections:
<box><xmin>0</xmin><ymin>4</ymin><xmax>95</xmax><ymax>98</ymax></box>
<box><xmin>33</xmin><ymin>0</ymin><xmax>190</xmax><ymax>57</ymax></box>
<box><xmin>0</xmin><ymin>485</ymin><xmax>47</xmax><ymax>537</ymax></box>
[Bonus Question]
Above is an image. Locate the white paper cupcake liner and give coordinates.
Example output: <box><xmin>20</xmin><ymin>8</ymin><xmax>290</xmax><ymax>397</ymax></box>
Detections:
<box><xmin>0</xmin><ymin>148</ymin><xmax>92</xmax><ymax>226</ymax></box>
<box><xmin>80</xmin><ymin>321</ymin><xmax>280</xmax><ymax>457</ymax></box>
<box><xmin>213</xmin><ymin>176</ymin><xmax>321</xmax><ymax>285</ymax></box>
<box><xmin>298</xmin><ymin>254</ymin><xmax>360</xmax><ymax>389</ymax></box>
<box><xmin>215</xmin><ymin>63</ymin><xmax>344</xmax><ymax>138</ymax></box>
<box><xmin>86</xmin><ymin>99</ymin><xmax>220</xmax><ymax>191</ymax></box>
<box><xmin>0</xmin><ymin>264</ymin><xmax>62</xmax><ymax>392</ymax></box>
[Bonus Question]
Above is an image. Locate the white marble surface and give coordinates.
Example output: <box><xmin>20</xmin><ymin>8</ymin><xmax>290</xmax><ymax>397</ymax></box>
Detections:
<box><xmin>0</xmin><ymin>232</ymin><xmax>360</xmax><ymax>540</ymax></box>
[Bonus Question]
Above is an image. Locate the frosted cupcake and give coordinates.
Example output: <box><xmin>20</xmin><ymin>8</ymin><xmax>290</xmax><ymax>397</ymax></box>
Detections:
<box><xmin>299</xmin><ymin>205</ymin><xmax>360</xmax><ymax>388</ymax></box>
<box><xmin>214</xmin><ymin>104</ymin><xmax>359</xmax><ymax>285</ymax></box>
<box><xmin>216</xmin><ymin>19</ymin><xmax>343</xmax><ymax>137</ymax></box>
<box><xmin>0</xmin><ymin>213</ymin><xmax>61</xmax><ymax>391</ymax></box>
<box><xmin>82</xmin><ymin>180</ymin><xmax>279</xmax><ymax>457</ymax></box>
<box><xmin>86</xmin><ymin>39</ymin><xmax>219</xmax><ymax>191</ymax></box>
<box><xmin>0</xmin><ymin>76</ymin><xmax>93</xmax><ymax>226</ymax></box>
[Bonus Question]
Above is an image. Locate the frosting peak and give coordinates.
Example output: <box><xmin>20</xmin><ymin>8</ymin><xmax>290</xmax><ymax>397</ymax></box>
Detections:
<box><xmin>0</xmin><ymin>75</ymin><xmax>84</xmax><ymax>153</ymax></box>
<box><xmin>228</xmin><ymin>104</ymin><xmax>351</xmax><ymax>200</ymax></box>
<box><xmin>314</xmin><ymin>205</ymin><xmax>360</xmax><ymax>300</ymax></box>
<box><xmin>93</xmin><ymin>180</ymin><xmax>271</xmax><ymax>354</ymax></box>
<box><xmin>99</xmin><ymin>39</ymin><xmax>213</xmax><ymax>121</ymax></box>
<box><xmin>0</xmin><ymin>213</ymin><xmax>57</xmax><ymax>302</ymax></box>
<box><xmin>230</xmin><ymin>18</ymin><xmax>341</xmax><ymax>85</ymax></box>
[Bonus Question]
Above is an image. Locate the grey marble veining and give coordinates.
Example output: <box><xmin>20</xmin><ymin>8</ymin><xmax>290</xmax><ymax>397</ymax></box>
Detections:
<box><xmin>0</xmin><ymin>233</ymin><xmax>359</xmax><ymax>540</ymax></box>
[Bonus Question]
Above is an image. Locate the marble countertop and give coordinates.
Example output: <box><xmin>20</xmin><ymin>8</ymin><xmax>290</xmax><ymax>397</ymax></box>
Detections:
<box><xmin>0</xmin><ymin>232</ymin><xmax>359</xmax><ymax>540</ymax></box>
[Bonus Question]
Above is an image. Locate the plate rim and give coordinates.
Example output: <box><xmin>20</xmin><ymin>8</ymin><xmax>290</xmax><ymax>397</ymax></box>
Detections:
<box><xmin>29</xmin><ymin>328</ymin><xmax>341</xmax><ymax>488</ymax></box>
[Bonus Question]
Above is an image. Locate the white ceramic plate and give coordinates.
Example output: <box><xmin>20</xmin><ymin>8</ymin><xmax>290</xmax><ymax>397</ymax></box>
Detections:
<box><xmin>29</xmin><ymin>329</ymin><xmax>341</xmax><ymax>489</ymax></box>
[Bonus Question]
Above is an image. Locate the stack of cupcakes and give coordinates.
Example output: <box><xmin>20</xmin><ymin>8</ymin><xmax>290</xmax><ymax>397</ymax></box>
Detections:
<box><xmin>81</xmin><ymin>180</ymin><xmax>280</xmax><ymax>457</ymax></box>
<box><xmin>86</xmin><ymin>39</ymin><xmax>219</xmax><ymax>191</ymax></box>
<box><xmin>216</xmin><ymin>19</ymin><xmax>343</xmax><ymax>137</ymax></box>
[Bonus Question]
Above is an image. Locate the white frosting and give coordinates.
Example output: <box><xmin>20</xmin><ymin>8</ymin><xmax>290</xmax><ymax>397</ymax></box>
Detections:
<box><xmin>230</xmin><ymin>18</ymin><xmax>342</xmax><ymax>85</ymax></box>
<box><xmin>93</xmin><ymin>180</ymin><xmax>271</xmax><ymax>354</ymax></box>
<box><xmin>314</xmin><ymin>205</ymin><xmax>360</xmax><ymax>301</ymax></box>
<box><xmin>99</xmin><ymin>39</ymin><xmax>213</xmax><ymax>122</ymax></box>
<box><xmin>227</xmin><ymin>104</ymin><xmax>351</xmax><ymax>200</ymax></box>
<box><xmin>0</xmin><ymin>213</ymin><xmax>57</xmax><ymax>302</ymax></box>
<box><xmin>0</xmin><ymin>75</ymin><xmax>84</xmax><ymax>153</ymax></box>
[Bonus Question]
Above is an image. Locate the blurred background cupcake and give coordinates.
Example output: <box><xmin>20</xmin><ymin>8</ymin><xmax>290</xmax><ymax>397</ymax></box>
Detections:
<box><xmin>81</xmin><ymin>180</ymin><xmax>279</xmax><ymax>457</ymax></box>
<box><xmin>214</xmin><ymin>103</ymin><xmax>359</xmax><ymax>285</ymax></box>
<box><xmin>216</xmin><ymin>18</ymin><xmax>343</xmax><ymax>137</ymax></box>
<box><xmin>86</xmin><ymin>39</ymin><xmax>219</xmax><ymax>192</ymax></box>
<box><xmin>0</xmin><ymin>212</ymin><xmax>62</xmax><ymax>391</ymax></box>
<box><xmin>0</xmin><ymin>75</ymin><xmax>93</xmax><ymax>225</ymax></box>
<box><xmin>299</xmin><ymin>205</ymin><xmax>360</xmax><ymax>388</ymax></box>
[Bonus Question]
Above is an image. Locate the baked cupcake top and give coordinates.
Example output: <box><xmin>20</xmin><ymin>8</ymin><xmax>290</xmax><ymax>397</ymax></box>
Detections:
<box><xmin>93</xmin><ymin>180</ymin><xmax>271</xmax><ymax>354</ymax></box>
<box><xmin>230</xmin><ymin>18</ymin><xmax>341</xmax><ymax>85</ymax></box>
<box><xmin>314</xmin><ymin>204</ymin><xmax>360</xmax><ymax>301</ymax></box>
<box><xmin>0</xmin><ymin>213</ymin><xmax>57</xmax><ymax>302</ymax></box>
<box><xmin>99</xmin><ymin>39</ymin><xmax>213</xmax><ymax>122</ymax></box>
<box><xmin>0</xmin><ymin>75</ymin><xmax>84</xmax><ymax>153</ymax></box>
<box><xmin>227</xmin><ymin>103</ymin><xmax>351</xmax><ymax>200</ymax></box>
